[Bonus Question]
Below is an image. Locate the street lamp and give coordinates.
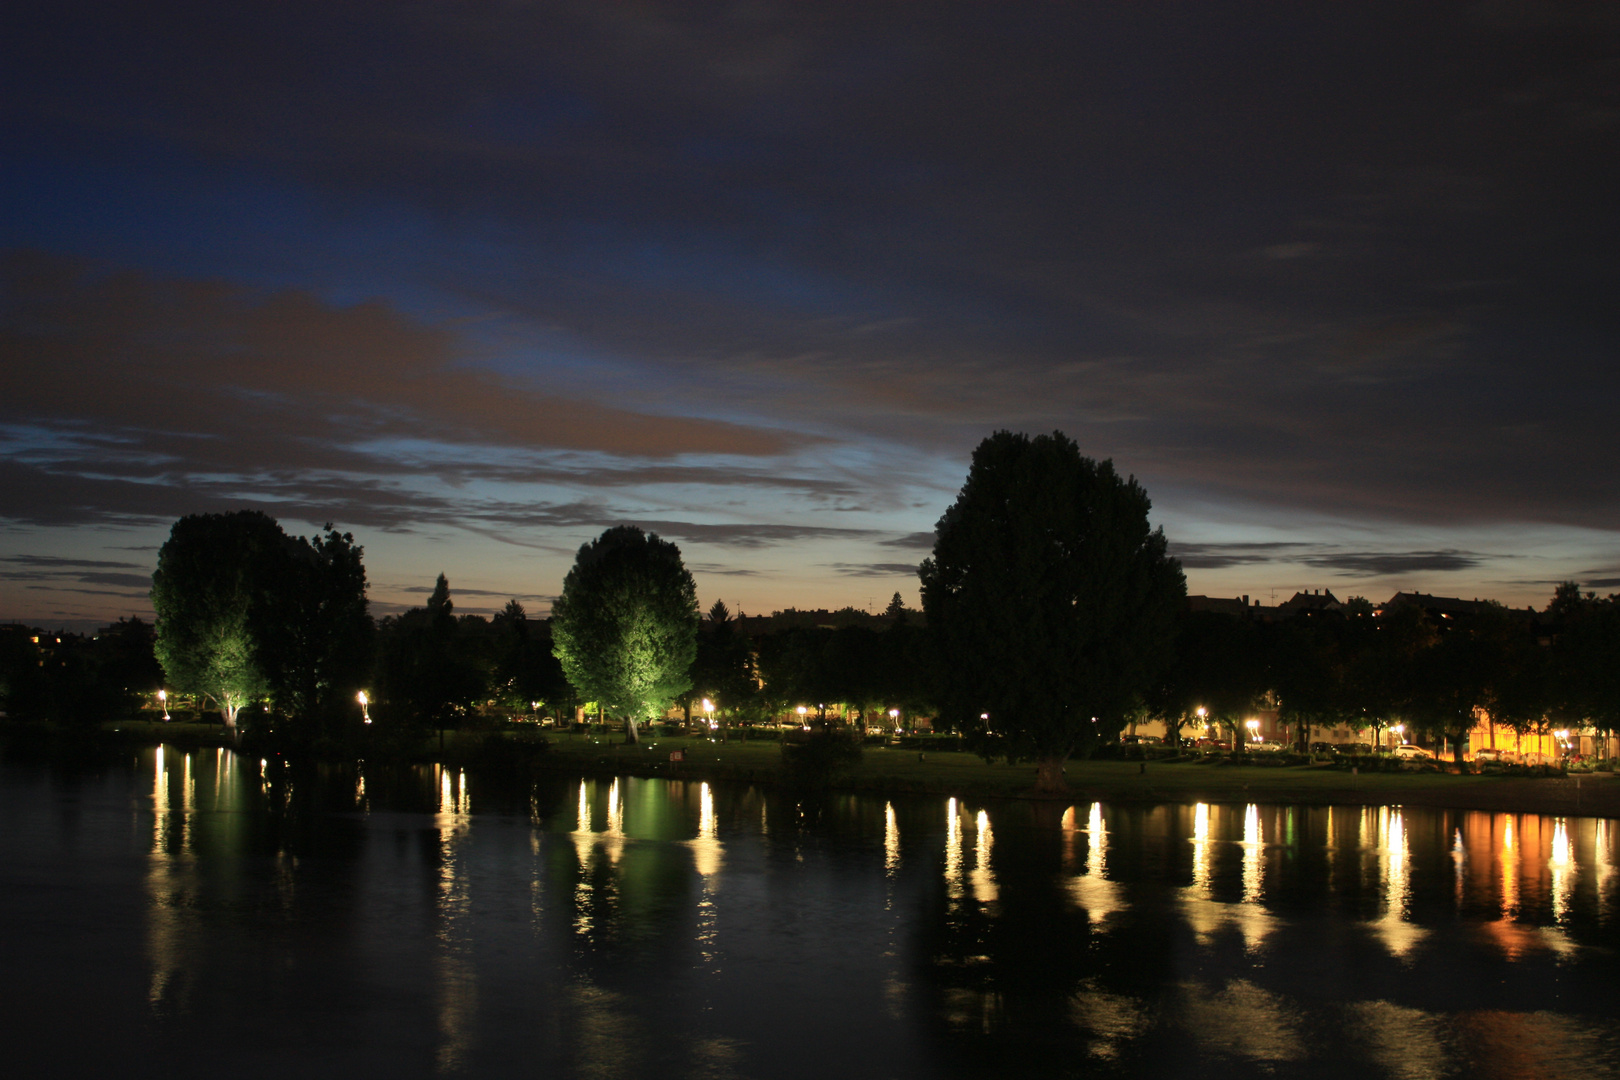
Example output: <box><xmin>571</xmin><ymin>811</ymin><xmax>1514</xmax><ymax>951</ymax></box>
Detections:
<box><xmin>797</xmin><ymin>705</ymin><xmax>808</xmax><ymax>730</ymax></box>
<box><xmin>888</xmin><ymin>707</ymin><xmax>900</xmax><ymax>731</ymax></box>
<box><xmin>703</xmin><ymin>697</ymin><xmax>716</xmax><ymax>730</ymax></box>
<box><xmin>1245</xmin><ymin>718</ymin><xmax>1261</xmax><ymax>743</ymax></box>
<box><xmin>1392</xmin><ymin>723</ymin><xmax>1405</xmax><ymax>747</ymax></box>
<box><xmin>357</xmin><ymin>690</ymin><xmax>371</xmax><ymax>725</ymax></box>
<box><xmin>157</xmin><ymin>688</ymin><xmax>169</xmax><ymax>722</ymax></box>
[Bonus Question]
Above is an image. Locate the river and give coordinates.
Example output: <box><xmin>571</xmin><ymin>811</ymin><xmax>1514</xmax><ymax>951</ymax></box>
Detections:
<box><xmin>2</xmin><ymin>745</ymin><xmax>1616</xmax><ymax>1079</ymax></box>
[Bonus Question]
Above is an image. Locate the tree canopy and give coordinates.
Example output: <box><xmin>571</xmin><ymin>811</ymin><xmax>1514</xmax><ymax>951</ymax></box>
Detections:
<box><xmin>151</xmin><ymin>511</ymin><xmax>286</xmax><ymax>728</ymax></box>
<box><xmin>550</xmin><ymin>525</ymin><xmax>699</xmax><ymax>743</ymax></box>
<box><xmin>151</xmin><ymin>512</ymin><xmax>372</xmax><ymax>732</ymax></box>
<box><xmin>920</xmin><ymin>431</ymin><xmax>1186</xmax><ymax>791</ymax></box>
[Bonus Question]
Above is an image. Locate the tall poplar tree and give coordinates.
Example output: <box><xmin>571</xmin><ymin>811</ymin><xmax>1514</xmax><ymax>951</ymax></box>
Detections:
<box><xmin>920</xmin><ymin>431</ymin><xmax>1186</xmax><ymax>792</ymax></box>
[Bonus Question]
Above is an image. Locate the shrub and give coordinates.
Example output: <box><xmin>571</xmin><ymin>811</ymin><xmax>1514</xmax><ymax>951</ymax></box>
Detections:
<box><xmin>780</xmin><ymin>729</ymin><xmax>863</xmax><ymax>788</ymax></box>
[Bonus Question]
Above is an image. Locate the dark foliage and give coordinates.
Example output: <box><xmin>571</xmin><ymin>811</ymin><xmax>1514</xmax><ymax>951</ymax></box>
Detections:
<box><xmin>920</xmin><ymin>431</ymin><xmax>1186</xmax><ymax>790</ymax></box>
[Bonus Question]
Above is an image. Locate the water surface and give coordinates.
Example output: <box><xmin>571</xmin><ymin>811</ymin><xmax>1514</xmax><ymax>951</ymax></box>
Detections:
<box><xmin>2</xmin><ymin>746</ymin><xmax>1616</xmax><ymax>1079</ymax></box>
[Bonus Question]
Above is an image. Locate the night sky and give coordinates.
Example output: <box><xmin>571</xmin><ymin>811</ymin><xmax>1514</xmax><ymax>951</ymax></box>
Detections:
<box><xmin>4</xmin><ymin>1</ymin><xmax>1619</xmax><ymax>628</ymax></box>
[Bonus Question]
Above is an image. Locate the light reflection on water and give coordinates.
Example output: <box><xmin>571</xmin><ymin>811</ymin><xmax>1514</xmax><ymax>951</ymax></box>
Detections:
<box><xmin>3</xmin><ymin>746</ymin><xmax>1619</xmax><ymax>1079</ymax></box>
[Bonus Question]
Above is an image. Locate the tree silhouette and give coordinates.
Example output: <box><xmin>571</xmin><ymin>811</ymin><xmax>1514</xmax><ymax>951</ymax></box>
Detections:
<box><xmin>920</xmin><ymin>431</ymin><xmax>1185</xmax><ymax>792</ymax></box>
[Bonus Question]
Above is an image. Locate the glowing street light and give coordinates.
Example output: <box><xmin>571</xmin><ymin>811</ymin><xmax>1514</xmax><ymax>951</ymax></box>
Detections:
<box><xmin>157</xmin><ymin>688</ymin><xmax>169</xmax><ymax>722</ymax></box>
<box><xmin>797</xmin><ymin>705</ymin><xmax>808</xmax><ymax>730</ymax></box>
<box><xmin>357</xmin><ymin>690</ymin><xmax>372</xmax><ymax>725</ymax></box>
<box><xmin>703</xmin><ymin>697</ymin><xmax>716</xmax><ymax>730</ymax></box>
<box><xmin>1245</xmin><ymin>717</ymin><xmax>1261</xmax><ymax>743</ymax></box>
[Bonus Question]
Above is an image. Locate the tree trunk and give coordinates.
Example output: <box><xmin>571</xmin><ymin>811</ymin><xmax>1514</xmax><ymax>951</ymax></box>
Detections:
<box><xmin>1034</xmin><ymin>754</ymin><xmax>1070</xmax><ymax>794</ymax></box>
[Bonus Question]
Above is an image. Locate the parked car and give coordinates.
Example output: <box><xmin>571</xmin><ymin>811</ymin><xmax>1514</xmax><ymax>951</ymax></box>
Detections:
<box><xmin>1472</xmin><ymin>747</ymin><xmax>1510</xmax><ymax>763</ymax></box>
<box><xmin>1391</xmin><ymin>743</ymin><xmax>1434</xmax><ymax>760</ymax></box>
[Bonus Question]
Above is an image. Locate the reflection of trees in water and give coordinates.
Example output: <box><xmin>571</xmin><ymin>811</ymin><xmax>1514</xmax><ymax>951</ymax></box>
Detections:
<box><xmin>433</xmin><ymin>765</ymin><xmax>476</xmax><ymax>1073</ymax></box>
<box><xmin>908</xmin><ymin>796</ymin><xmax>1620</xmax><ymax>1077</ymax></box>
<box><xmin>913</xmin><ymin>798</ymin><xmax>1179</xmax><ymax>1074</ymax></box>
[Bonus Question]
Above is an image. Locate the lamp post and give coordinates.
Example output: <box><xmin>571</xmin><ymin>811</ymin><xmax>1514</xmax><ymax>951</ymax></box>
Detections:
<box><xmin>357</xmin><ymin>690</ymin><xmax>371</xmax><ymax>725</ymax></box>
<box><xmin>157</xmin><ymin>688</ymin><xmax>169</xmax><ymax>722</ymax></box>
<box><xmin>1391</xmin><ymin>723</ymin><xmax>1405</xmax><ymax>750</ymax></box>
<box><xmin>796</xmin><ymin>705</ymin><xmax>808</xmax><ymax>731</ymax></box>
<box><xmin>703</xmin><ymin>697</ymin><xmax>715</xmax><ymax>730</ymax></box>
<box><xmin>1245</xmin><ymin>718</ymin><xmax>1260</xmax><ymax>745</ymax></box>
<box><xmin>888</xmin><ymin>707</ymin><xmax>900</xmax><ymax>734</ymax></box>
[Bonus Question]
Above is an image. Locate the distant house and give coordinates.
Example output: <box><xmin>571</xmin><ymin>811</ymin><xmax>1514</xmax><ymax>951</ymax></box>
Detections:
<box><xmin>1376</xmin><ymin>592</ymin><xmax>1493</xmax><ymax>623</ymax></box>
<box><xmin>1277</xmin><ymin>589</ymin><xmax>1342</xmax><ymax>616</ymax></box>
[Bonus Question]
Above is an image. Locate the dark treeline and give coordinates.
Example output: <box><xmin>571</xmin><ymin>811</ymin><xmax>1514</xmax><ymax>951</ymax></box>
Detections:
<box><xmin>1148</xmin><ymin>587</ymin><xmax>1620</xmax><ymax>760</ymax></box>
<box><xmin>4</xmin><ymin>510</ymin><xmax>1619</xmax><ymax>763</ymax></box>
<box><xmin>0</xmin><ymin>617</ymin><xmax>163</xmax><ymax>727</ymax></box>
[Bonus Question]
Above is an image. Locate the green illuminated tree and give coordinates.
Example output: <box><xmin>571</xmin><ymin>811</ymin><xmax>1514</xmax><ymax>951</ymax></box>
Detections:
<box><xmin>920</xmin><ymin>431</ymin><xmax>1185</xmax><ymax>792</ymax></box>
<box><xmin>150</xmin><ymin>511</ymin><xmax>285</xmax><ymax>729</ymax></box>
<box><xmin>551</xmin><ymin>526</ymin><xmax>699</xmax><ymax>743</ymax></box>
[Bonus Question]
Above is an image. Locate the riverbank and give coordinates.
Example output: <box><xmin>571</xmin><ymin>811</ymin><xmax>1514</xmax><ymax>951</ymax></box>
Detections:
<box><xmin>537</xmin><ymin>730</ymin><xmax>1620</xmax><ymax>818</ymax></box>
<box><xmin>22</xmin><ymin>721</ymin><xmax>1618</xmax><ymax>819</ymax></box>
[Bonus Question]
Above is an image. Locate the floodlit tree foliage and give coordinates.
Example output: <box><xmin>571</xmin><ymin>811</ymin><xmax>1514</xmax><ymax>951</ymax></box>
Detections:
<box><xmin>151</xmin><ymin>511</ymin><xmax>285</xmax><ymax>729</ymax></box>
<box><xmin>551</xmin><ymin>525</ymin><xmax>699</xmax><ymax>743</ymax></box>
<box><xmin>920</xmin><ymin>431</ymin><xmax>1186</xmax><ymax>792</ymax></box>
<box><xmin>152</xmin><ymin>512</ymin><xmax>373</xmax><ymax>733</ymax></box>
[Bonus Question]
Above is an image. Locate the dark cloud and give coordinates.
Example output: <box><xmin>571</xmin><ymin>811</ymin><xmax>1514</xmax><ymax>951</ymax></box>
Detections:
<box><xmin>629</xmin><ymin>521</ymin><xmax>877</xmax><ymax>549</ymax></box>
<box><xmin>0</xmin><ymin>554</ymin><xmax>153</xmax><ymax>594</ymax></box>
<box><xmin>1170</xmin><ymin>543</ymin><xmax>1494</xmax><ymax>576</ymax></box>
<box><xmin>0</xmin><ymin>252</ymin><xmax>817</xmax><ymax>529</ymax></box>
<box><xmin>2</xmin><ymin>555</ymin><xmax>143</xmax><ymax>570</ymax></box>
<box><xmin>828</xmin><ymin>562</ymin><xmax>920</xmax><ymax>578</ymax></box>
<box><xmin>4</xmin><ymin>1</ymin><xmax>1620</xmax><ymax>622</ymax></box>
<box><xmin>1169</xmin><ymin>543</ymin><xmax>1310</xmax><ymax>570</ymax></box>
<box><xmin>689</xmin><ymin>564</ymin><xmax>766</xmax><ymax>577</ymax></box>
<box><xmin>879</xmin><ymin>531</ymin><xmax>937</xmax><ymax>551</ymax></box>
<box><xmin>1300</xmin><ymin>550</ymin><xmax>1489</xmax><ymax>576</ymax></box>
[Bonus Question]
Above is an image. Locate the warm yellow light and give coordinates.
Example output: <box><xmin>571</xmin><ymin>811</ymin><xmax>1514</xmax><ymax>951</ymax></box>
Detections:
<box><xmin>796</xmin><ymin>705</ymin><xmax>807</xmax><ymax>716</ymax></box>
<box><xmin>357</xmin><ymin>691</ymin><xmax>368</xmax><ymax>706</ymax></box>
<box><xmin>157</xmin><ymin>689</ymin><xmax>167</xmax><ymax>702</ymax></box>
<box><xmin>1196</xmin><ymin>706</ymin><xmax>1206</xmax><ymax>718</ymax></box>
<box><xmin>888</xmin><ymin>708</ymin><xmax>899</xmax><ymax>719</ymax></box>
<box><xmin>702</xmin><ymin>698</ymin><xmax>713</xmax><ymax>713</ymax></box>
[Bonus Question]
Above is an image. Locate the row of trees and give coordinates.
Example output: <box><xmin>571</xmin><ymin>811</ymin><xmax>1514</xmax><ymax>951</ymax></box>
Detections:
<box><xmin>8</xmin><ymin>433</ymin><xmax>1618</xmax><ymax>791</ymax></box>
<box><xmin>1147</xmin><ymin>588</ymin><xmax>1620</xmax><ymax>761</ymax></box>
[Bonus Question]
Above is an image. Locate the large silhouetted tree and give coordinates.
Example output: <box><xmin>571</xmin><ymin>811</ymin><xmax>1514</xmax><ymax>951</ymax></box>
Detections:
<box><xmin>551</xmin><ymin>526</ymin><xmax>699</xmax><ymax>743</ymax></box>
<box><xmin>920</xmin><ymin>431</ymin><xmax>1186</xmax><ymax>792</ymax></box>
<box><xmin>256</xmin><ymin>525</ymin><xmax>373</xmax><ymax>733</ymax></box>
